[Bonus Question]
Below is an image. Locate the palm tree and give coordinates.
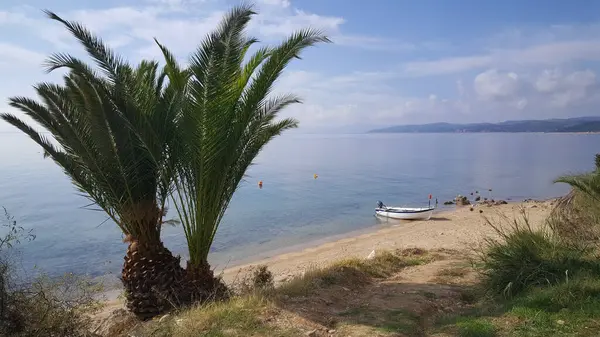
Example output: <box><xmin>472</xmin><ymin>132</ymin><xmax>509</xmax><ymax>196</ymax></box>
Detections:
<box><xmin>166</xmin><ymin>4</ymin><xmax>329</xmax><ymax>295</ymax></box>
<box><xmin>555</xmin><ymin>153</ymin><xmax>600</xmax><ymax>202</ymax></box>
<box><xmin>1</xmin><ymin>12</ymin><xmax>187</xmax><ymax>319</ymax></box>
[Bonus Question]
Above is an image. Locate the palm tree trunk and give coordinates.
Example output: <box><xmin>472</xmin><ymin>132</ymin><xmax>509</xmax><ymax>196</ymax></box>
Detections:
<box><xmin>121</xmin><ymin>239</ymin><xmax>186</xmax><ymax>320</ymax></box>
<box><xmin>182</xmin><ymin>260</ymin><xmax>228</xmax><ymax>303</ymax></box>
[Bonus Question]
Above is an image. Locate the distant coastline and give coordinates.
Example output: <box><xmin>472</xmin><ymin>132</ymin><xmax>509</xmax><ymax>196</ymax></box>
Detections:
<box><xmin>368</xmin><ymin>116</ymin><xmax>600</xmax><ymax>134</ymax></box>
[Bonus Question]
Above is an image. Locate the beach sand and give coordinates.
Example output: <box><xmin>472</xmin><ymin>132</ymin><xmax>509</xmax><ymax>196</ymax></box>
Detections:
<box><xmin>224</xmin><ymin>200</ymin><xmax>554</xmax><ymax>283</ymax></box>
<box><xmin>97</xmin><ymin>199</ymin><xmax>554</xmax><ymax>316</ymax></box>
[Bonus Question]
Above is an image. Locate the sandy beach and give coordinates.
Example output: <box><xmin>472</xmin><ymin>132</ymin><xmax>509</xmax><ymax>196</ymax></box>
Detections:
<box><xmin>223</xmin><ymin>199</ymin><xmax>554</xmax><ymax>283</ymax></box>
<box><xmin>98</xmin><ymin>199</ymin><xmax>554</xmax><ymax>316</ymax></box>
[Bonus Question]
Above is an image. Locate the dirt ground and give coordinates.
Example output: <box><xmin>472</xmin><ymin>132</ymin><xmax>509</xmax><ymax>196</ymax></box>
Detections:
<box><xmin>272</xmin><ymin>249</ymin><xmax>482</xmax><ymax>337</ymax></box>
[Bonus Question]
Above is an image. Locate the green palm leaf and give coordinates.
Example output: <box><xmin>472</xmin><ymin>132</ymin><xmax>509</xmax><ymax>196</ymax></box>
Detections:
<box><xmin>1</xmin><ymin>12</ymin><xmax>183</xmax><ymax>242</ymax></box>
<box><xmin>168</xmin><ymin>4</ymin><xmax>330</xmax><ymax>267</ymax></box>
<box><xmin>555</xmin><ymin>173</ymin><xmax>600</xmax><ymax>202</ymax></box>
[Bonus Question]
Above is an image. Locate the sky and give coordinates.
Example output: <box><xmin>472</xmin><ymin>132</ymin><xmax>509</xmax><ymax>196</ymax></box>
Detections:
<box><xmin>1</xmin><ymin>0</ymin><xmax>600</xmax><ymax>133</ymax></box>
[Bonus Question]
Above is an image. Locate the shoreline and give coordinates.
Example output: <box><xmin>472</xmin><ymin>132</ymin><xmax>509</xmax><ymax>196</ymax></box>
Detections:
<box><xmin>99</xmin><ymin>199</ymin><xmax>554</xmax><ymax>311</ymax></box>
<box><xmin>221</xmin><ymin>199</ymin><xmax>554</xmax><ymax>282</ymax></box>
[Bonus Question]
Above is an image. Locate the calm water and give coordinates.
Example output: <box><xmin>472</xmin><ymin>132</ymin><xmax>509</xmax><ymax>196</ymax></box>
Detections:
<box><xmin>0</xmin><ymin>132</ymin><xmax>597</xmax><ymax>278</ymax></box>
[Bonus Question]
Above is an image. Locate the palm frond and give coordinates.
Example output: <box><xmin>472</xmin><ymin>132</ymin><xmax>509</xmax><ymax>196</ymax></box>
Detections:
<box><xmin>168</xmin><ymin>5</ymin><xmax>328</xmax><ymax>267</ymax></box>
<box><xmin>2</xmin><ymin>14</ymin><xmax>186</xmax><ymax>243</ymax></box>
<box><xmin>555</xmin><ymin>173</ymin><xmax>600</xmax><ymax>201</ymax></box>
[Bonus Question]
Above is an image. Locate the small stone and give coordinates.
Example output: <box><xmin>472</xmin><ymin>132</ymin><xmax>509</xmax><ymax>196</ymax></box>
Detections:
<box><xmin>158</xmin><ymin>314</ymin><xmax>170</xmax><ymax>323</ymax></box>
<box><xmin>456</xmin><ymin>195</ymin><xmax>471</xmax><ymax>206</ymax></box>
<box><xmin>557</xmin><ymin>319</ymin><xmax>565</xmax><ymax>325</ymax></box>
<box><xmin>306</xmin><ymin>329</ymin><xmax>318</xmax><ymax>336</ymax></box>
<box><xmin>479</xmin><ymin>209</ymin><xmax>483</xmax><ymax>213</ymax></box>
<box><xmin>328</xmin><ymin>329</ymin><xmax>336</xmax><ymax>334</ymax></box>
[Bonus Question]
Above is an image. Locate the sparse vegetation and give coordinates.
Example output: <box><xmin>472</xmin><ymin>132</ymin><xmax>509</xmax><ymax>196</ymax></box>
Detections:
<box><xmin>236</xmin><ymin>265</ymin><xmax>275</xmax><ymax>295</ymax></box>
<box><xmin>433</xmin><ymin>166</ymin><xmax>600</xmax><ymax>337</ymax></box>
<box><xmin>136</xmin><ymin>295</ymin><xmax>299</xmax><ymax>337</ymax></box>
<box><xmin>277</xmin><ymin>249</ymin><xmax>432</xmax><ymax>297</ymax></box>
<box><xmin>1</xmin><ymin>209</ymin><xmax>102</xmax><ymax>337</ymax></box>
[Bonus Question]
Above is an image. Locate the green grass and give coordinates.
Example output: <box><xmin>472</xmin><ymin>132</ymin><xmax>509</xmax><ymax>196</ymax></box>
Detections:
<box><xmin>456</xmin><ymin>318</ymin><xmax>496</xmax><ymax>337</ymax></box>
<box><xmin>434</xmin><ymin>277</ymin><xmax>600</xmax><ymax>337</ymax></box>
<box><xmin>478</xmin><ymin>212</ymin><xmax>600</xmax><ymax>297</ymax></box>
<box><xmin>434</xmin><ymin>203</ymin><xmax>600</xmax><ymax>337</ymax></box>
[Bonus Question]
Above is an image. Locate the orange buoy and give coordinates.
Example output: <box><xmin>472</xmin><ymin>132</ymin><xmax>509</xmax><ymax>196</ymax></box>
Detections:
<box><xmin>314</xmin><ymin>173</ymin><xmax>318</xmax><ymax>179</ymax></box>
<box><xmin>258</xmin><ymin>180</ymin><xmax>263</xmax><ymax>189</ymax></box>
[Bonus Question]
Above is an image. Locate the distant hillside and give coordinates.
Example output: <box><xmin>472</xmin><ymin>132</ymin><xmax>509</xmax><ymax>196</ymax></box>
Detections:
<box><xmin>368</xmin><ymin>117</ymin><xmax>600</xmax><ymax>133</ymax></box>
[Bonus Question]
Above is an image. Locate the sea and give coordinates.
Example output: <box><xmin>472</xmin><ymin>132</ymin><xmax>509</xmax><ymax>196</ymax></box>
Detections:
<box><xmin>0</xmin><ymin>132</ymin><xmax>597</xmax><ymax>281</ymax></box>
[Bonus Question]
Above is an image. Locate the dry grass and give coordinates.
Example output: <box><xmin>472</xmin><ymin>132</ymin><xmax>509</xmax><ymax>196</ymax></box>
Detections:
<box><xmin>436</xmin><ymin>266</ymin><xmax>470</xmax><ymax>278</ymax></box>
<box><xmin>550</xmin><ymin>189</ymin><xmax>600</xmax><ymax>245</ymax></box>
<box><xmin>124</xmin><ymin>248</ymin><xmax>440</xmax><ymax>337</ymax></box>
<box><xmin>135</xmin><ymin>295</ymin><xmax>299</xmax><ymax>337</ymax></box>
<box><xmin>277</xmin><ymin>249</ymin><xmax>434</xmax><ymax>297</ymax></box>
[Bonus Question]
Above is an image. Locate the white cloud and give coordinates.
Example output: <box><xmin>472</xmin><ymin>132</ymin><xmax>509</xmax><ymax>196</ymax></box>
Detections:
<box><xmin>474</xmin><ymin>69</ymin><xmax>522</xmax><ymax>100</ymax></box>
<box><xmin>402</xmin><ymin>39</ymin><xmax>600</xmax><ymax>77</ymax></box>
<box><xmin>0</xmin><ymin>43</ymin><xmax>45</xmax><ymax>68</ymax></box>
<box><xmin>534</xmin><ymin>69</ymin><xmax>598</xmax><ymax>108</ymax></box>
<box><xmin>333</xmin><ymin>35</ymin><xmax>416</xmax><ymax>52</ymax></box>
<box><xmin>404</xmin><ymin>55</ymin><xmax>491</xmax><ymax>76</ymax></box>
<box><xmin>257</xmin><ymin>0</ymin><xmax>291</xmax><ymax>8</ymax></box>
<box><xmin>253</xmin><ymin>9</ymin><xmax>344</xmax><ymax>37</ymax></box>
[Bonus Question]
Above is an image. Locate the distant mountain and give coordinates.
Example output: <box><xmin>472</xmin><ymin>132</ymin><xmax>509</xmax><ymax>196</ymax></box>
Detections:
<box><xmin>368</xmin><ymin>117</ymin><xmax>600</xmax><ymax>134</ymax></box>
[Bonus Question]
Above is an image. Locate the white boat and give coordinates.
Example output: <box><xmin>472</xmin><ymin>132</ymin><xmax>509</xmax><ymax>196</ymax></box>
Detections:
<box><xmin>375</xmin><ymin>201</ymin><xmax>434</xmax><ymax>220</ymax></box>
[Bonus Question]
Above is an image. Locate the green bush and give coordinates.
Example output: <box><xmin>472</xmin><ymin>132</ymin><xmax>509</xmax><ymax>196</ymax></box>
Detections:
<box><xmin>479</xmin><ymin>211</ymin><xmax>600</xmax><ymax>297</ymax></box>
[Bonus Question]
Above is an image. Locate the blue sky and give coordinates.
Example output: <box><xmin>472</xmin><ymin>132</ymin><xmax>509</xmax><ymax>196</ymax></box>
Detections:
<box><xmin>1</xmin><ymin>0</ymin><xmax>600</xmax><ymax>132</ymax></box>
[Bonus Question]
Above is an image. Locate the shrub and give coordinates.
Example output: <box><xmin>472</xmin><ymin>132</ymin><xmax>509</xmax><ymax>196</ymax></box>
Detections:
<box><xmin>478</xmin><ymin>210</ymin><xmax>600</xmax><ymax>297</ymax></box>
<box><xmin>550</xmin><ymin>190</ymin><xmax>600</xmax><ymax>245</ymax></box>
<box><xmin>236</xmin><ymin>265</ymin><xmax>275</xmax><ymax>295</ymax></box>
<box><xmin>251</xmin><ymin>265</ymin><xmax>274</xmax><ymax>290</ymax></box>
<box><xmin>0</xmin><ymin>208</ymin><xmax>103</xmax><ymax>336</ymax></box>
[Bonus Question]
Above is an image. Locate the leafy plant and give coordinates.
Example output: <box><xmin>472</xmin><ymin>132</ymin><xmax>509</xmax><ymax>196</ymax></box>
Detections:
<box><xmin>167</xmin><ymin>4</ymin><xmax>329</xmax><ymax>291</ymax></box>
<box><xmin>0</xmin><ymin>11</ymin><xmax>186</xmax><ymax>318</ymax></box>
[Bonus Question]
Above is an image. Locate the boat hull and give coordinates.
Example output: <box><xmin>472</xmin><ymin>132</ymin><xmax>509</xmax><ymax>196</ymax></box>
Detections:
<box><xmin>375</xmin><ymin>207</ymin><xmax>434</xmax><ymax>220</ymax></box>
